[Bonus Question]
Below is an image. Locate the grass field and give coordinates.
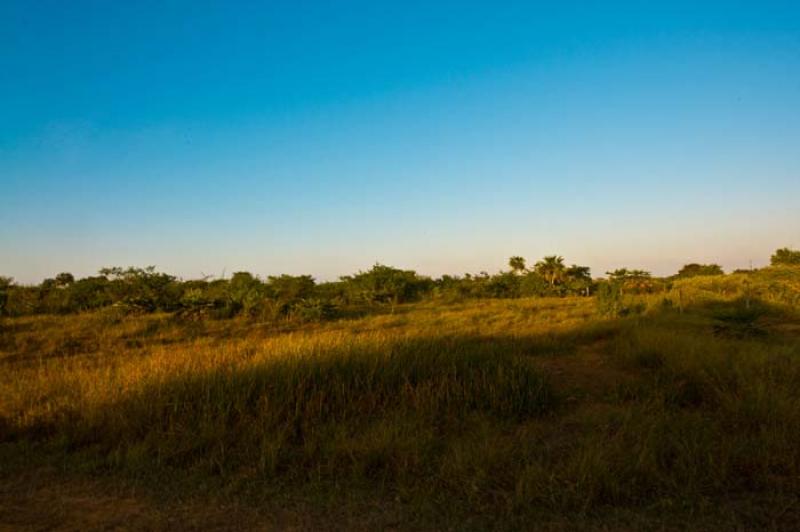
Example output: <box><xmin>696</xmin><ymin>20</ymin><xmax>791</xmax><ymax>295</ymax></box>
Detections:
<box><xmin>2</xmin><ymin>268</ymin><xmax>800</xmax><ymax>530</ymax></box>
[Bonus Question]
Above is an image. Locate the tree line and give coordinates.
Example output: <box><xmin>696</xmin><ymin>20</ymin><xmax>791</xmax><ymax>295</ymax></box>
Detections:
<box><xmin>1</xmin><ymin>248</ymin><xmax>798</xmax><ymax>320</ymax></box>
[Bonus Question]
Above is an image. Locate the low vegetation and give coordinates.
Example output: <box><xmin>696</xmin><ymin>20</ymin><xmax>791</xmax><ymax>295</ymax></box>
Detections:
<box><xmin>1</xmin><ymin>251</ymin><xmax>800</xmax><ymax>529</ymax></box>
<box><xmin>0</xmin><ymin>255</ymin><xmax>596</xmax><ymax>319</ymax></box>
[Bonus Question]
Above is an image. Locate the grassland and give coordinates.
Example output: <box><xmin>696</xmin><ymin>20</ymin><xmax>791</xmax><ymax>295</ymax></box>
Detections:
<box><xmin>2</xmin><ymin>268</ymin><xmax>800</xmax><ymax>530</ymax></box>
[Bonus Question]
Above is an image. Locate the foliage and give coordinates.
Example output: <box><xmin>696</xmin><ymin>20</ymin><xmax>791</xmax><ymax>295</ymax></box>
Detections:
<box><xmin>564</xmin><ymin>264</ymin><xmax>592</xmax><ymax>295</ymax></box>
<box><xmin>0</xmin><ymin>255</ymin><xmax>593</xmax><ymax>319</ymax></box>
<box><xmin>534</xmin><ymin>255</ymin><xmax>566</xmax><ymax>287</ymax></box>
<box><xmin>341</xmin><ymin>264</ymin><xmax>432</xmax><ymax>308</ymax></box>
<box><xmin>266</xmin><ymin>274</ymin><xmax>316</xmax><ymax>302</ymax></box>
<box><xmin>519</xmin><ymin>271</ymin><xmax>550</xmax><ymax>297</ymax></box>
<box><xmin>605</xmin><ymin>268</ymin><xmax>660</xmax><ymax>294</ymax></box>
<box><xmin>595</xmin><ymin>280</ymin><xmax>623</xmax><ymax>316</ymax></box>
<box><xmin>771</xmin><ymin>247</ymin><xmax>800</xmax><ymax>266</ymax></box>
<box><xmin>228</xmin><ymin>271</ymin><xmax>266</xmax><ymax>316</ymax></box>
<box><xmin>485</xmin><ymin>271</ymin><xmax>521</xmax><ymax>298</ymax></box>
<box><xmin>0</xmin><ymin>276</ymin><xmax>12</xmax><ymax>317</ymax></box>
<box><xmin>3</xmin><ymin>248</ymin><xmax>796</xmax><ymax>320</ymax></box>
<box><xmin>289</xmin><ymin>298</ymin><xmax>338</xmax><ymax>322</ymax></box>
<box><xmin>508</xmin><ymin>256</ymin><xmax>526</xmax><ymax>274</ymax></box>
<box><xmin>54</xmin><ymin>272</ymin><xmax>75</xmax><ymax>286</ymax></box>
<box><xmin>99</xmin><ymin>266</ymin><xmax>181</xmax><ymax>312</ymax></box>
<box><xmin>675</xmin><ymin>263</ymin><xmax>724</xmax><ymax>278</ymax></box>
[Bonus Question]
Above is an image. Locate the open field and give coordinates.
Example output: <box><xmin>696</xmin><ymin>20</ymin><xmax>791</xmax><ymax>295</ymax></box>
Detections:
<box><xmin>2</xmin><ymin>268</ymin><xmax>800</xmax><ymax>530</ymax></box>
<box><xmin>5</xmin><ymin>4</ymin><xmax>800</xmax><ymax>528</ymax></box>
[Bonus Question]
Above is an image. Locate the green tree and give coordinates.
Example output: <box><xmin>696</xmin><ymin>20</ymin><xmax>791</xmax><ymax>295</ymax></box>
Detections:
<box><xmin>266</xmin><ymin>274</ymin><xmax>316</xmax><ymax>302</ymax></box>
<box><xmin>508</xmin><ymin>256</ymin><xmax>526</xmax><ymax>274</ymax></box>
<box><xmin>771</xmin><ymin>248</ymin><xmax>800</xmax><ymax>266</ymax></box>
<box><xmin>519</xmin><ymin>271</ymin><xmax>549</xmax><ymax>297</ymax></box>
<box><xmin>67</xmin><ymin>276</ymin><xmax>113</xmax><ymax>311</ymax></box>
<box><xmin>99</xmin><ymin>266</ymin><xmax>179</xmax><ymax>312</ymax></box>
<box><xmin>534</xmin><ymin>256</ymin><xmax>566</xmax><ymax>288</ymax></box>
<box><xmin>0</xmin><ymin>276</ymin><xmax>13</xmax><ymax>317</ymax></box>
<box><xmin>342</xmin><ymin>264</ymin><xmax>431</xmax><ymax>310</ymax></box>
<box><xmin>55</xmin><ymin>272</ymin><xmax>75</xmax><ymax>287</ymax></box>
<box><xmin>606</xmin><ymin>268</ymin><xmax>651</xmax><ymax>282</ymax></box>
<box><xmin>606</xmin><ymin>268</ymin><xmax>654</xmax><ymax>294</ymax></box>
<box><xmin>564</xmin><ymin>264</ymin><xmax>592</xmax><ymax>296</ymax></box>
<box><xmin>487</xmin><ymin>271</ymin><xmax>521</xmax><ymax>298</ymax></box>
<box><xmin>228</xmin><ymin>272</ymin><xmax>265</xmax><ymax>317</ymax></box>
<box><xmin>675</xmin><ymin>263</ymin><xmax>724</xmax><ymax>278</ymax></box>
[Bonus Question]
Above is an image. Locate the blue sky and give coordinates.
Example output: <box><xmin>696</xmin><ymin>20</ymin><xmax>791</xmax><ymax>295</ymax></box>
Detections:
<box><xmin>2</xmin><ymin>1</ymin><xmax>799</xmax><ymax>283</ymax></box>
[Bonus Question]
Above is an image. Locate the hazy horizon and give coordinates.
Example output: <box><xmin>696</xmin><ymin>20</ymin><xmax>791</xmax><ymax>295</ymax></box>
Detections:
<box><xmin>0</xmin><ymin>246</ymin><xmax>783</xmax><ymax>286</ymax></box>
<box><xmin>3</xmin><ymin>1</ymin><xmax>799</xmax><ymax>284</ymax></box>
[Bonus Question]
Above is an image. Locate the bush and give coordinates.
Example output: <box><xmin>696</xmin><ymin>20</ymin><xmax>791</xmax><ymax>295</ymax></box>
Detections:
<box><xmin>771</xmin><ymin>247</ymin><xmax>800</xmax><ymax>266</ymax></box>
<box><xmin>341</xmin><ymin>264</ymin><xmax>432</xmax><ymax>308</ymax></box>
<box><xmin>675</xmin><ymin>263</ymin><xmax>724</xmax><ymax>278</ymax></box>
<box><xmin>289</xmin><ymin>298</ymin><xmax>338</xmax><ymax>322</ymax></box>
<box><xmin>0</xmin><ymin>277</ymin><xmax>12</xmax><ymax>317</ymax></box>
<box><xmin>596</xmin><ymin>281</ymin><xmax>623</xmax><ymax>317</ymax></box>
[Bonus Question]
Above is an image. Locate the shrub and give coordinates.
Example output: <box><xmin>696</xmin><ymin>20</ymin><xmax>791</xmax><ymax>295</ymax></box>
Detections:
<box><xmin>0</xmin><ymin>276</ymin><xmax>12</xmax><ymax>317</ymax></box>
<box><xmin>596</xmin><ymin>281</ymin><xmax>623</xmax><ymax>316</ymax></box>
<box><xmin>771</xmin><ymin>247</ymin><xmax>800</xmax><ymax>266</ymax></box>
<box><xmin>290</xmin><ymin>298</ymin><xmax>338</xmax><ymax>322</ymax></box>
<box><xmin>675</xmin><ymin>263</ymin><xmax>724</xmax><ymax>278</ymax></box>
<box><xmin>341</xmin><ymin>264</ymin><xmax>432</xmax><ymax>308</ymax></box>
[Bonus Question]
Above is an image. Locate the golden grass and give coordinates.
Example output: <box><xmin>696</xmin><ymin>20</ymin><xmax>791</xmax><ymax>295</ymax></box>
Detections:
<box><xmin>2</xmin><ymin>276</ymin><xmax>800</xmax><ymax>529</ymax></box>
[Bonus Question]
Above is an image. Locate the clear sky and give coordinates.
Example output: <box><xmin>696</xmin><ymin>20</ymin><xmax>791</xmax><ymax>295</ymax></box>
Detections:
<box><xmin>2</xmin><ymin>1</ymin><xmax>799</xmax><ymax>283</ymax></box>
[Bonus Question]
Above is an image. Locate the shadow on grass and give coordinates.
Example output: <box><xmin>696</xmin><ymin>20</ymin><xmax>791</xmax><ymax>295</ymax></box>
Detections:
<box><xmin>4</xmin><ymin>298</ymin><xmax>800</xmax><ymax>521</ymax></box>
<box><xmin>3</xmin><ymin>316</ymin><xmax>624</xmax><ymax>444</ymax></box>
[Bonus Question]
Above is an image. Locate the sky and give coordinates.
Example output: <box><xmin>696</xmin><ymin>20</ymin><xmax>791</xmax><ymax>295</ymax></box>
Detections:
<box><xmin>2</xmin><ymin>1</ymin><xmax>799</xmax><ymax>283</ymax></box>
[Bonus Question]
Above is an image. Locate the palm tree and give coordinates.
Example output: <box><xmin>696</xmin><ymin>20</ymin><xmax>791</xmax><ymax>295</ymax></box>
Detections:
<box><xmin>566</xmin><ymin>265</ymin><xmax>591</xmax><ymax>279</ymax></box>
<box><xmin>508</xmin><ymin>256</ymin><xmax>526</xmax><ymax>275</ymax></box>
<box><xmin>565</xmin><ymin>264</ymin><xmax>592</xmax><ymax>296</ymax></box>
<box><xmin>535</xmin><ymin>255</ymin><xmax>566</xmax><ymax>288</ymax></box>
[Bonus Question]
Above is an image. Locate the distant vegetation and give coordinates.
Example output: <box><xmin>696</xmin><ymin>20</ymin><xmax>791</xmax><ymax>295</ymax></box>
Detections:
<box><xmin>2</xmin><ymin>256</ymin><xmax>594</xmax><ymax>319</ymax></box>
<box><xmin>772</xmin><ymin>247</ymin><xmax>800</xmax><ymax>266</ymax></box>
<box><xmin>6</xmin><ymin>250</ymin><xmax>795</xmax><ymax>324</ymax></box>
<box><xmin>674</xmin><ymin>262</ymin><xmax>724</xmax><ymax>278</ymax></box>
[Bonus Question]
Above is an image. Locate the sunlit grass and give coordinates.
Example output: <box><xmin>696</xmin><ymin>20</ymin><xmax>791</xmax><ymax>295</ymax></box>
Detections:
<box><xmin>2</xmin><ymin>272</ymin><xmax>800</xmax><ymax>527</ymax></box>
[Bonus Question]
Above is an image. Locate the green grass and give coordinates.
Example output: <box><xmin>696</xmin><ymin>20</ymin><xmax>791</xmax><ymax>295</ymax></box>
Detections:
<box><xmin>2</xmin><ymin>269</ymin><xmax>800</xmax><ymax>529</ymax></box>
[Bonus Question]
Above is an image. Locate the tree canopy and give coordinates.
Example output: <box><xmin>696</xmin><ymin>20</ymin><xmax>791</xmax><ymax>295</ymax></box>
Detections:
<box><xmin>771</xmin><ymin>248</ymin><xmax>800</xmax><ymax>266</ymax></box>
<box><xmin>675</xmin><ymin>263</ymin><xmax>724</xmax><ymax>278</ymax></box>
<box><xmin>508</xmin><ymin>256</ymin><xmax>526</xmax><ymax>274</ymax></box>
<box><xmin>3</xmin><ymin>247</ymin><xmax>793</xmax><ymax>319</ymax></box>
<box><xmin>535</xmin><ymin>256</ymin><xmax>566</xmax><ymax>287</ymax></box>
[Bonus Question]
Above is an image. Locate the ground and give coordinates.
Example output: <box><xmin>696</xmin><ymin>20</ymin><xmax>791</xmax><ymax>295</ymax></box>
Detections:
<box><xmin>2</xmin><ymin>280</ymin><xmax>800</xmax><ymax>530</ymax></box>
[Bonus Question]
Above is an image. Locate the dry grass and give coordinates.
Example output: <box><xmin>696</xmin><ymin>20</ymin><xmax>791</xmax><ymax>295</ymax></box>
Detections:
<box><xmin>2</xmin><ymin>272</ymin><xmax>800</xmax><ymax>530</ymax></box>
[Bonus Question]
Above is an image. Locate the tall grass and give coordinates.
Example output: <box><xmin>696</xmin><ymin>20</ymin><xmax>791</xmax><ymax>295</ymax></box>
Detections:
<box><xmin>62</xmin><ymin>338</ymin><xmax>553</xmax><ymax>474</ymax></box>
<box><xmin>2</xmin><ymin>280</ymin><xmax>800</xmax><ymax>526</ymax></box>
